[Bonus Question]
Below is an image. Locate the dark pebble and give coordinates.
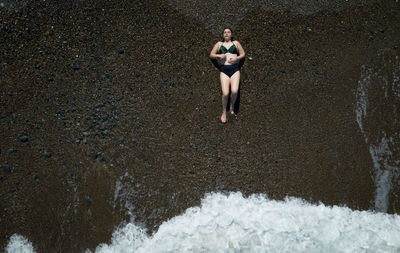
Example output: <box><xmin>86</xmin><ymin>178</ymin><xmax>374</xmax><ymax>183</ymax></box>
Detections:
<box><xmin>29</xmin><ymin>137</ymin><xmax>37</xmax><ymax>142</ymax></box>
<box><xmin>78</xmin><ymin>58</ymin><xmax>85</xmax><ymax>63</ymax></box>
<box><xmin>7</xmin><ymin>92</ymin><xmax>13</xmax><ymax>96</ymax></box>
<box><xmin>0</xmin><ymin>175</ymin><xmax>3</xmax><ymax>180</ymax></box>
<box><xmin>32</xmin><ymin>174</ymin><xmax>38</xmax><ymax>180</ymax></box>
<box><xmin>86</xmin><ymin>195</ymin><xmax>93</xmax><ymax>204</ymax></box>
<box><xmin>280</xmin><ymin>69</ymin><xmax>287</xmax><ymax>73</ymax></box>
<box><xmin>395</xmin><ymin>45</ymin><xmax>399</xmax><ymax>49</ymax></box>
<box><xmin>3</xmin><ymin>167</ymin><xmax>11</xmax><ymax>173</ymax></box>
<box><xmin>99</xmin><ymin>156</ymin><xmax>106</xmax><ymax>162</ymax></box>
<box><xmin>118</xmin><ymin>49</ymin><xmax>125</xmax><ymax>54</ymax></box>
<box><xmin>56</xmin><ymin>109</ymin><xmax>65</xmax><ymax>115</ymax></box>
<box><xmin>19</xmin><ymin>136</ymin><xmax>29</xmax><ymax>142</ymax></box>
<box><xmin>95</xmin><ymin>103</ymin><xmax>104</xmax><ymax>109</ymax></box>
<box><xmin>71</xmin><ymin>107</ymin><xmax>78</xmax><ymax>112</ymax></box>
<box><xmin>105</xmin><ymin>73</ymin><xmax>113</xmax><ymax>80</ymax></box>
<box><xmin>72</xmin><ymin>64</ymin><xmax>80</xmax><ymax>70</ymax></box>
<box><xmin>9</xmin><ymin>188</ymin><xmax>16</xmax><ymax>193</ymax></box>
<box><xmin>0</xmin><ymin>114</ymin><xmax>6</xmax><ymax>119</ymax></box>
<box><xmin>43</xmin><ymin>152</ymin><xmax>52</xmax><ymax>158</ymax></box>
<box><xmin>94</xmin><ymin>151</ymin><xmax>101</xmax><ymax>159</ymax></box>
<box><xmin>7</xmin><ymin>149</ymin><xmax>15</xmax><ymax>153</ymax></box>
<box><xmin>119</xmin><ymin>137</ymin><xmax>124</xmax><ymax>144</ymax></box>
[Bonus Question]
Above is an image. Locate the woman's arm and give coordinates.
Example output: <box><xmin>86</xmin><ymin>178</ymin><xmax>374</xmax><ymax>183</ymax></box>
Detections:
<box><xmin>235</xmin><ymin>41</ymin><xmax>245</xmax><ymax>61</ymax></box>
<box><xmin>209</xmin><ymin>42</ymin><xmax>225</xmax><ymax>59</ymax></box>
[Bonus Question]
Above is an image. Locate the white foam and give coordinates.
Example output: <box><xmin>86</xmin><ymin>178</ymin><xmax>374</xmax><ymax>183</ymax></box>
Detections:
<box><xmin>5</xmin><ymin>234</ymin><xmax>36</xmax><ymax>253</ymax></box>
<box><xmin>90</xmin><ymin>192</ymin><xmax>400</xmax><ymax>253</ymax></box>
<box><xmin>7</xmin><ymin>192</ymin><xmax>400</xmax><ymax>252</ymax></box>
<box><xmin>355</xmin><ymin>50</ymin><xmax>400</xmax><ymax>212</ymax></box>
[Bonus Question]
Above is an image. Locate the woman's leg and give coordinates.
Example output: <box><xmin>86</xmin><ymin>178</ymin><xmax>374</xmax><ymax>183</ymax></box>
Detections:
<box><xmin>229</xmin><ymin>71</ymin><xmax>240</xmax><ymax>114</ymax></box>
<box><xmin>220</xmin><ymin>72</ymin><xmax>231</xmax><ymax>123</ymax></box>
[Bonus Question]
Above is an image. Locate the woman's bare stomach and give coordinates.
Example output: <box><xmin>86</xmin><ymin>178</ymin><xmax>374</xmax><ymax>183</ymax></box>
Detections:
<box><xmin>221</xmin><ymin>53</ymin><xmax>238</xmax><ymax>65</ymax></box>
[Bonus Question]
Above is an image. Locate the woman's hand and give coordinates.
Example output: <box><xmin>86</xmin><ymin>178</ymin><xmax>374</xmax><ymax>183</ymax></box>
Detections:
<box><xmin>227</xmin><ymin>55</ymin><xmax>237</xmax><ymax>63</ymax></box>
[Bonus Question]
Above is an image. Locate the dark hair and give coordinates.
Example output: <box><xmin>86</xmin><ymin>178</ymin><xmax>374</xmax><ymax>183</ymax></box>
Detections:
<box><xmin>221</xmin><ymin>27</ymin><xmax>234</xmax><ymax>42</ymax></box>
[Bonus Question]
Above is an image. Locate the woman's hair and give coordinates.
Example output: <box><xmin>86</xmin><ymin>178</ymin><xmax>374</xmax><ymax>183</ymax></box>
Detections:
<box><xmin>221</xmin><ymin>27</ymin><xmax>234</xmax><ymax>42</ymax></box>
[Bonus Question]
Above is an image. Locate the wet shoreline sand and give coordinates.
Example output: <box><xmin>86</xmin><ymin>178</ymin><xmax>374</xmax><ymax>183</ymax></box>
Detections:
<box><xmin>1</xmin><ymin>0</ymin><xmax>400</xmax><ymax>251</ymax></box>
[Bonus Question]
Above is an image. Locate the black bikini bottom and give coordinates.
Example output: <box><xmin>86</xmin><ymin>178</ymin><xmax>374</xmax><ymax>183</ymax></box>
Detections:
<box><xmin>220</xmin><ymin>64</ymin><xmax>239</xmax><ymax>78</ymax></box>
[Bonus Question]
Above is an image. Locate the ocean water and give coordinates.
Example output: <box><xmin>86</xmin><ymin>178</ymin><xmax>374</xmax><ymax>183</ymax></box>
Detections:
<box><xmin>355</xmin><ymin>50</ymin><xmax>400</xmax><ymax>212</ymax></box>
<box><xmin>6</xmin><ymin>192</ymin><xmax>400</xmax><ymax>253</ymax></box>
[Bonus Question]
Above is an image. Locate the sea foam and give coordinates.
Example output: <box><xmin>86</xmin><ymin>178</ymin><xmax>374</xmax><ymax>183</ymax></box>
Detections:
<box><xmin>7</xmin><ymin>192</ymin><xmax>400</xmax><ymax>253</ymax></box>
<box><xmin>91</xmin><ymin>192</ymin><xmax>400</xmax><ymax>253</ymax></box>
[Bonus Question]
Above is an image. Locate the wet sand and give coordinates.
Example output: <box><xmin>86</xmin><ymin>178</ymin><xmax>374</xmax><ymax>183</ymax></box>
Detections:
<box><xmin>1</xmin><ymin>0</ymin><xmax>400</xmax><ymax>251</ymax></box>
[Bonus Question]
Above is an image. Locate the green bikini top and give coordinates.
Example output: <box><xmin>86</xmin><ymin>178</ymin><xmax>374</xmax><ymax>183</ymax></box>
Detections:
<box><xmin>219</xmin><ymin>42</ymin><xmax>238</xmax><ymax>54</ymax></box>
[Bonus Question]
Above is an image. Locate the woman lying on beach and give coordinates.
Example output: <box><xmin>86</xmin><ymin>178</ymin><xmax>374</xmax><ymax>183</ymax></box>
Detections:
<box><xmin>209</xmin><ymin>28</ymin><xmax>245</xmax><ymax>123</ymax></box>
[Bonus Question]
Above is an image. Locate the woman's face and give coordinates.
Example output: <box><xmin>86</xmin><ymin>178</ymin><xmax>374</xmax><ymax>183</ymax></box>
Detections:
<box><xmin>223</xmin><ymin>29</ymin><xmax>232</xmax><ymax>41</ymax></box>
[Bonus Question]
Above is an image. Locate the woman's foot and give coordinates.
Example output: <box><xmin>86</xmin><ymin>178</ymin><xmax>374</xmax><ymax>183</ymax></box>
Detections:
<box><xmin>230</xmin><ymin>107</ymin><xmax>235</xmax><ymax>115</ymax></box>
<box><xmin>221</xmin><ymin>112</ymin><xmax>227</xmax><ymax>123</ymax></box>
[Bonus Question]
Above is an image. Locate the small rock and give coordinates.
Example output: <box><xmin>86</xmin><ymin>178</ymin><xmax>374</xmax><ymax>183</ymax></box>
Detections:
<box><xmin>83</xmin><ymin>138</ymin><xmax>87</xmax><ymax>144</ymax></box>
<box><xmin>86</xmin><ymin>195</ymin><xmax>93</xmax><ymax>204</ymax></box>
<box><xmin>43</xmin><ymin>152</ymin><xmax>52</xmax><ymax>158</ymax></box>
<box><xmin>8</xmin><ymin>188</ymin><xmax>16</xmax><ymax>193</ymax></box>
<box><xmin>119</xmin><ymin>137</ymin><xmax>124</xmax><ymax>144</ymax></box>
<box><xmin>99</xmin><ymin>156</ymin><xmax>106</xmax><ymax>162</ymax></box>
<box><xmin>71</xmin><ymin>107</ymin><xmax>78</xmax><ymax>112</ymax></box>
<box><xmin>95</xmin><ymin>103</ymin><xmax>104</xmax><ymax>109</ymax></box>
<box><xmin>118</xmin><ymin>49</ymin><xmax>125</xmax><ymax>54</ymax></box>
<box><xmin>0</xmin><ymin>3</ymin><xmax>5</xmax><ymax>8</ymax></box>
<box><xmin>83</xmin><ymin>132</ymin><xmax>90</xmax><ymax>137</ymax></box>
<box><xmin>248</xmin><ymin>56</ymin><xmax>253</xmax><ymax>61</ymax></box>
<box><xmin>94</xmin><ymin>151</ymin><xmax>101</xmax><ymax>159</ymax></box>
<box><xmin>19</xmin><ymin>136</ymin><xmax>29</xmax><ymax>142</ymax></box>
<box><xmin>7</xmin><ymin>148</ymin><xmax>15</xmax><ymax>153</ymax></box>
<box><xmin>3</xmin><ymin>167</ymin><xmax>11</xmax><ymax>173</ymax></box>
<box><xmin>32</xmin><ymin>174</ymin><xmax>38</xmax><ymax>180</ymax></box>
<box><xmin>0</xmin><ymin>114</ymin><xmax>6</xmax><ymax>119</ymax></box>
<box><xmin>56</xmin><ymin>109</ymin><xmax>65</xmax><ymax>115</ymax></box>
<box><xmin>395</xmin><ymin>45</ymin><xmax>399</xmax><ymax>49</ymax></box>
<box><xmin>72</xmin><ymin>64</ymin><xmax>80</xmax><ymax>70</ymax></box>
<box><xmin>280</xmin><ymin>69</ymin><xmax>286</xmax><ymax>73</ymax></box>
